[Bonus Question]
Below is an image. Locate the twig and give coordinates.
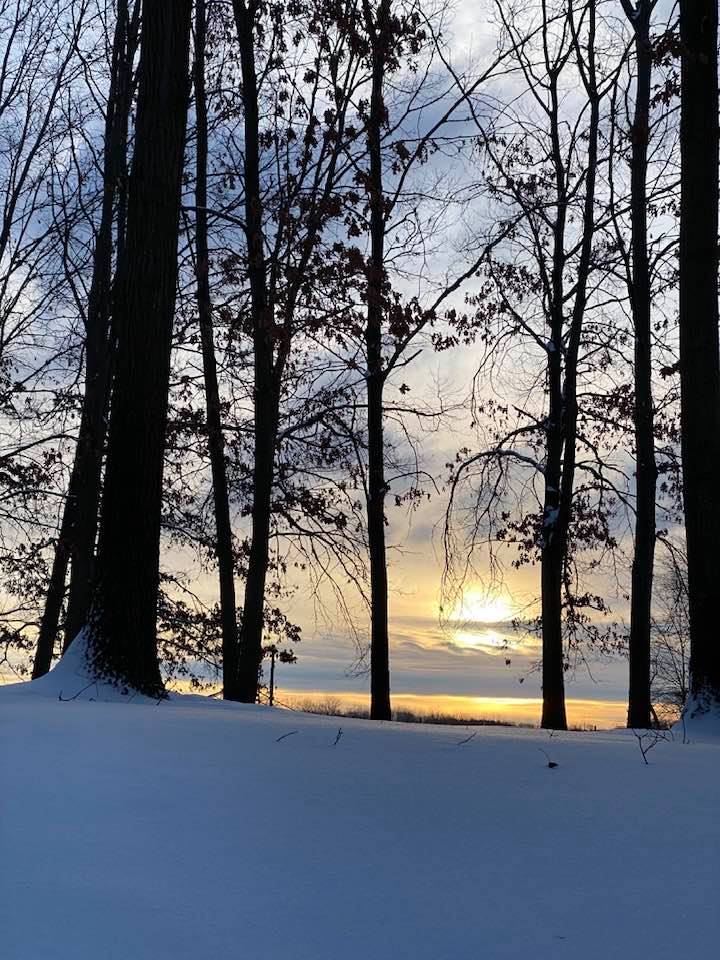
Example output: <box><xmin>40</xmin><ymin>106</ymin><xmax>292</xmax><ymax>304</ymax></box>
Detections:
<box><xmin>632</xmin><ymin>727</ymin><xmax>671</xmax><ymax>764</ymax></box>
<box><xmin>58</xmin><ymin>681</ymin><xmax>97</xmax><ymax>702</ymax></box>
<box><xmin>333</xmin><ymin>727</ymin><xmax>343</xmax><ymax>746</ymax></box>
<box><xmin>538</xmin><ymin>747</ymin><xmax>558</xmax><ymax>768</ymax></box>
<box><xmin>456</xmin><ymin>731</ymin><xmax>478</xmax><ymax>746</ymax></box>
<box><xmin>276</xmin><ymin>730</ymin><xmax>299</xmax><ymax>742</ymax></box>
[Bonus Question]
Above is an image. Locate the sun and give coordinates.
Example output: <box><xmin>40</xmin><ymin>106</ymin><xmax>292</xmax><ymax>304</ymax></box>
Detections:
<box><xmin>451</xmin><ymin>590</ymin><xmax>515</xmax><ymax>625</ymax></box>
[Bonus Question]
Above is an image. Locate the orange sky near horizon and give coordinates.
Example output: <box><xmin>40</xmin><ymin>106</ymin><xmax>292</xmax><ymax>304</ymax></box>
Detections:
<box><xmin>277</xmin><ymin>690</ymin><xmax>628</xmax><ymax>729</ymax></box>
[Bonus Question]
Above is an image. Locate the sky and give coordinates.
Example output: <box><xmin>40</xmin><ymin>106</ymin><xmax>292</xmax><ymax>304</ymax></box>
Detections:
<box><xmin>159</xmin><ymin>318</ymin><xmax>635</xmax><ymax>728</ymax></box>
<box><xmin>264</xmin><ymin>446</ymin><xmax>632</xmax><ymax>729</ymax></box>
<box><xmin>179</xmin><ymin>0</ymin><xmax>639</xmax><ymax>727</ymax></box>
<box><xmin>0</xmin><ymin>0</ymin><xmax>651</xmax><ymax>731</ymax></box>
<box><xmin>236</xmin><ymin>339</ymin><xmax>634</xmax><ymax>729</ymax></box>
<box><xmin>261</xmin><ymin>0</ymin><xmax>646</xmax><ymax>717</ymax></box>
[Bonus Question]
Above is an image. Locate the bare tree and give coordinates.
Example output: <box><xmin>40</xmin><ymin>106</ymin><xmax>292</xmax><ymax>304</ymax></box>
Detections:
<box><xmin>193</xmin><ymin>0</ymin><xmax>241</xmax><ymax>699</ymax></box>
<box><xmin>0</xmin><ymin>0</ymin><xmax>92</xmax><ymax>672</ymax></box>
<box><xmin>84</xmin><ymin>0</ymin><xmax>193</xmax><ymax>694</ymax></box>
<box><xmin>228</xmin><ymin>0</ymin><xmax>367</xmax><ymax>701</ymax></box>
<box><xmin>33</xmin><ymin>0</ymin><xmax>139</xmax><ymax>677</ymax></box>
<box><xmin>651</xmin><ymin>538</ymin><xmax>689</xmax><ymax>721</ymax></box>
<box><xmin>678</xmin><ymin>0</ymin><xmax>720</xmax><ymax>708</ymax></box>
<box><xmin>230</xmin><ymin>0</ymin><xmax>277</xmax><ymax>701</ymax></box>
<box><xmin>360</xmin><ymin>0</ymin><xmax>393</xmax><ymax>720</ymax></box>
<box><xmin>444</xmin><ymin>0</ymin><xmax>625</xmax><ymax>729</ymax></box>
<box><xmin>348</xmin><ymin>0</ymin><xmax>523</xmax><ymax>719</ymax></box>
<box><xmin>619</xmin><ymin>0</ymin><xmax>657</xmax><ymax>728</ymax></box>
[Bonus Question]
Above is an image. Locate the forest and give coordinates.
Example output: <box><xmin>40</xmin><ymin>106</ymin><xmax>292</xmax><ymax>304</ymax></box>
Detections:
<box><xmin>0</xmin><ymin>0</ymin><xmax>718</xmax><ymax>734</ymax></box>
<box><xmin>2</xmin><ymin>2</ymin><xmax>720</xmax><ymax>958</ymax></box>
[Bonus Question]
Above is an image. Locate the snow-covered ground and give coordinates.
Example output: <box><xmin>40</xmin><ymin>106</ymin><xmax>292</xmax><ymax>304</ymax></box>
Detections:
<box><xmin>1</xmin><ymin>650</ymin><xmax>718</xmax><ymax>959</ymax></box>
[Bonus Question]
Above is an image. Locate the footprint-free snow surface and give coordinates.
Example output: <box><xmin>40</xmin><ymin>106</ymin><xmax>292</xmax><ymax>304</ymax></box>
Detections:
<box><xmin>1</xmin><ymin>656</ymin><xmax>718</xmax><ymax>959</ymax></box>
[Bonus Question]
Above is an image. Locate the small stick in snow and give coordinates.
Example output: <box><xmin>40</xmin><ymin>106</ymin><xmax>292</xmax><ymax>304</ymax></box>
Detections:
<box><xmin>538</xmin><ymin>747</ymin><xmax>558</xmax><ymax>768</ymax></box>
<box><xmin>632</xmin><ymin>727</ymin><xmax>671</xmax><ymax>765</ymax></box>
<box><xmin>333</xmin><ymin>728</ymin><xmax>343</xmax><ymax>746</ymax></box>
<box><xmin>276</xmin><ymin>730</ymin><xmax>299</xmax><ymax>742</ymax></box>
<box><xmin>456</xmin><ymin>731</ymin><xmax>477</xmax><ymax>746</ymax></box>
<box><xmin>58</xmin><ymin>681</ymin><xmax>97</xmax><ymax>702</ymax></box>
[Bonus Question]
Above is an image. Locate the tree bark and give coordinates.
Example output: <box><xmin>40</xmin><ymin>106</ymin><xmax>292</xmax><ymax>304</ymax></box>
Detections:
<box><xmin>194</xmin><ymin>0</ymin><xmax>241</xmax><ymax>700</ymax></box>
<box><xmin>623</xmin><ymin>0</ymin><xmax>655</xmax><ymax>729</ymax></box>
<box><xmin>232</xmin><ymin>0</ymin><xmax>279</xmax><ymax>703</ymax></box>
<box><xmin>32</xmin><ymin>1</ymin><xmax>136</xmax><ymax>677</ymax></box>
<box><xmin>540</xmin><ymin>349</ymin><xmax>568</xmax><ymax>730</ymax></box>
<box><xmin>540</xmin><ymin>4</ymin><xmax>599</xmax><ymax>730</ymax></box>
<box><xmin>64</xmin><ymin>2</ymin><xmax>139</xmax><ymax>651</ymax></box>
<box><xmin>361</xmin><ymin>0</ymin><xmax>392</xmax><ymax>722</ymax></box>
<box><xmin>539</xmin><ymin>40</ymin><xmax>569</xmax><ymax>732</ymax></box>
<box><xmin>84</xmin><ymin>0</ymin><xmax>192</xmax><ymax>695</ymax></box>
<box><xmin>679</xmin><ymin>0</ymin><xmax>720</xmax><ymax>705</ymax></box>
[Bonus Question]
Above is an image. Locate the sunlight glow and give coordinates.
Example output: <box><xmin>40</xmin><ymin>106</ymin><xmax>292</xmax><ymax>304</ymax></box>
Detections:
<box><xmin>451</xmin><ymin>590</ymin><xmax>515</xmax><ymax>625</ymax></box>
<box><xmin>279</xmin><ymin>690</ymin><xmax>628</xmax><ymax>729</ymax></box>
<box><xmin>454</xmin><ymin>629</ymin><xmax>508</xmax><ymax>652</ymax></box>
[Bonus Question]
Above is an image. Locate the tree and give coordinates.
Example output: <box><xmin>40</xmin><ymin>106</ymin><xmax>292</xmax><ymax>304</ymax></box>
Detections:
<box><xmin>361</xmin><ymin>0</ymin><xmax>393</xmax><ymax>720</ymax></box>
<box><xmin>0</xmin><ymin>0</ymin><xmax>91</xmax><ymax>673</ymax></box>
<box><xmin>230</xmin><ymin>0</ymin><xmax>276</xmax><ymax>702</ymax></box>
<box><xmin>193</xmin><ymin>0</ymin><xmax>241</xmax><ymax>699</ymax></box>
<box><xmin>33</xmin><ymin>0</ymin><xmax>139</xmax><ymax>678</ymax></box>
<box><xmin>228</xmin><ymin>0</ymin><xmax>366</xmax><ymax>702</ymax></box>
<box><xmin>62</xmin><ymin>0</ymin><xmax>139</xmax><ymax>650</ymax></box>
<box><xmin>620</xmin><ymin>0</ymin><xmax>657</xmax><ymax>729</ymax></box>
<box><xmin>444</xmin><ymin>0</ymin><xmax>619</xmax><ymax>730</ymax></box>
<box><xmin>534</xmin><ymin>0</ymin><xmax>603</xmax><ymax>730</ymax></box>
<box><xmin>651</xmin><ymin>539</ymin><xmax>689</xmax><ymax>722</ymax></box>
<box><xmin>352</xmin><ymin>0</ymin><xmax>509</xmax><ymax>719</ymax></box>
<box><xmin>678</xmin><ymin>0</ymin><xmax>720</xmax><ymax>708</ymax></box>
<box><xmin>83</xmin><ymin>0</ymin><xmax>193</xmax><ymax>694</ymax></box>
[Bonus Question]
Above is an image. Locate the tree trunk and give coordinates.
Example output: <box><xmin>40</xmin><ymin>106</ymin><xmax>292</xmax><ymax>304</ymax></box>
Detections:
<box><xmin>268</xmin><ymin>647</ymin><xmax>276</xmax><ymax>706</ymax></box>
<box><xmin>194</xmin><ymin>0</ymin><xmax>241</xmax><ymax>700</ymax></box>
<box><xmin>65</xmin><ymin>0</ymin><xmax>139</xmax><ymax>652</ymax></box>
<box><xmin>362</xmin><ymin>0</ymin><xmax>392</xmax><ymax>722</ymax></box>
<box><xmin>540</xmin><ymin>546</ymin><xmax>568</xmax><ymax>729</ymax></box>
<box><xmin>32</xmin><ymin>504</ymin><xmax>72</xmax><ymax>677</ymax></box>
<box><xmin>232</xmin><ymin>0</ymin><xmax>279</xmax><ymax>703</ymax></box>
<box><xmin>541</xmin><ymin>348</ymin><xmax>568</xmax><ymax>730</ymax></box>
<box><xmin>35</xmin><ymin>343</ymin><xmax>111</xmax><ymax>668</ymax></box>
<box><xmin>237</xmin><ymin>388</ymin><xmax>277</xmax><ymax>702</ymax></box>
<box><xmin>679</xmin><ymin>0</ymin><xmax>720</xmax><ymax>705</ymax></box>
<box><xmin>539</xmin><ymin>55</ymin><xmax>569</xmax><ymax>731</ymax></box>
<box><xmin>61</xmin><ymin>328</ymin><xmax>112</xmax><ymax>651</ymax></box>
<box><xmin>540</xmin><ymin>6</ymin><xmax>599</xmax><ymax>730</ymax></box>
<box><xmin>624</xmin><ymin>0</ymin><xmax>655</xmax><ymax>728</ymax></box>
<box><xmin>32</xmin><ymin>1</ymin><xmax>135</xmax><ymax>677</ymax></box>
<box><xmin>84</xmin><ymin>0</ymin><xmax>192</xmax><ymax>695</ymax></box>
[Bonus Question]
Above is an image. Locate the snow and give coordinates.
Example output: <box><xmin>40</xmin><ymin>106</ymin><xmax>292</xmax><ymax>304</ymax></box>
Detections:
<box><xmin>678</xmin><ymin>696</ymin><xmax>720</xmax><ymax>741</ymax></box>
<box><xmin>23</xmin><ymin>627</ymin><xmax>165</xmax><ymax>705</ymax></box>
<box><xmin>1</xmin><ymin>659</ymin><xmax>719</xmax><ymax>959</ymax></box>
